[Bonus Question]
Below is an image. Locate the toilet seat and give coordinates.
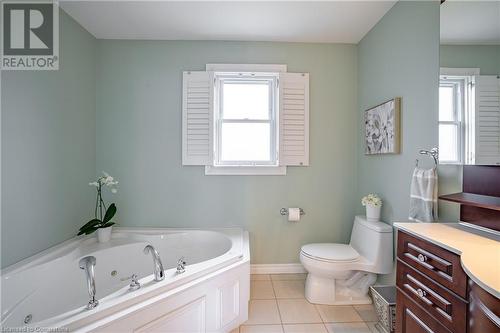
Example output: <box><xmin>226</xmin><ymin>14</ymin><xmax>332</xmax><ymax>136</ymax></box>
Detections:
<box><xmin>300</xmin><ymin>243</ymin><xmax>360</xmax><ymax>263</ymax></box>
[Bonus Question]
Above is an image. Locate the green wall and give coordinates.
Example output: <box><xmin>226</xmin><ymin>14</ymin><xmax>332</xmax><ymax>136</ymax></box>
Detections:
<box><xmin>1</xmin><ymin>11</ymin><xmax>97</xmax><ymax>267</ymax></box>
<box><xmin>95</xmin><ymin>41</ymin><xmax>358</xmax><ymax>264</ymax></box>
<box><xmin>357</xmin><ymin>1</ymin><xmax>445</xmax><ymax>224</ymax></box>
<box><xmin>440</xmin><ymin>45</ymin><xmax>500</xmax><ymax>75</ymax></box>
<box><xmin>2</xmin><ymin>2</ymin><xmax>444</xmax><ymax>268</ymax></box>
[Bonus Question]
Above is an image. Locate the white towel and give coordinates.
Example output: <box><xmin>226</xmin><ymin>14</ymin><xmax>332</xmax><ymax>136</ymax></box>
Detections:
<box><xmin>409</xmin><ymin>167</ymin><xmax>438</xmax><ymax>222</ymax></box>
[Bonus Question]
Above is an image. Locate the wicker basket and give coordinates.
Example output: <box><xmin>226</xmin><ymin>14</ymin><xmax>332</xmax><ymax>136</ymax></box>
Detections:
<box><xmin>370</xmin><ymin>285</ymin><xmax>396</xmax><ymax>333</ymax></box>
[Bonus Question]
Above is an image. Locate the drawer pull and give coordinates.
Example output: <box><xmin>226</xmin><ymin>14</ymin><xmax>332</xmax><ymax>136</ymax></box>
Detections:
<box><xmin>417</xmin><ymin>288</ymin><xmax>427</xmax><ymax>298</ymax></box>
<box><xmin>417</xmin><ymin>254</ymin><xmax>427</xmax><ymax>263</ymax></box>
<box><xmin>404</xmin><ymin>283</ymin><xmax>433</xmax><ymax>306</ymax></box>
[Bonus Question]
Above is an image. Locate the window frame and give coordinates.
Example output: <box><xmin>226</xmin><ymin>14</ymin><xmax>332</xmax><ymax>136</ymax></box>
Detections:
<box><xmin>203</xmin><ymin>64</ymin><xmax>287</xmax><ymax>176</ymax></box>
<box><xmin>439</xmin><ymin>77</ymin><xmax>465</xmax><ymax>164</ymax></box>
<box><xmin>214</xmin><ymin>73</ymin><xmax>279</xmax><ymax>167</ymax></box>
<box><xmin>439</xmin><ymin>68</ymin><xmax>479</xmax><ymax>165</ymax></box>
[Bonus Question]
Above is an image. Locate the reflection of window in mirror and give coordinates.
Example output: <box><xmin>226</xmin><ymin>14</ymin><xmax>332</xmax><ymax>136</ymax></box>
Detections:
<box><xmin>439</xmin><ymin>69</ymin><xmax>478</xmax><ymax>165</ymax></box>
<box><xmin>440</xmin><ymin>0</ymin><xmax>500</xmax><ymax>166</ymax></box>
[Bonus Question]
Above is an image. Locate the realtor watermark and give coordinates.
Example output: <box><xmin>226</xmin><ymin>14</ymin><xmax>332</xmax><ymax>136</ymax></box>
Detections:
<box><xmin>1</xmin><ymin>1</ymin><xmax>59</xmax><ymax>70</ymax></box>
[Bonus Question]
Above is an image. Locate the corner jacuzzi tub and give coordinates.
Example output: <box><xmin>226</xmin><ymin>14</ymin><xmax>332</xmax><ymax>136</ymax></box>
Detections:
<box><xmin>1</xmin><ymin>228</ymin><xmax>250</xmax><ymax>332</ymax></box>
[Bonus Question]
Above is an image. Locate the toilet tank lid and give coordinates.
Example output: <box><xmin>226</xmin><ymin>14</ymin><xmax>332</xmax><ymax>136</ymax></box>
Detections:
<box><xmin>355</xmin><ymin>216</ymin><xmax>393</xmax><ymax>233</ymax></box>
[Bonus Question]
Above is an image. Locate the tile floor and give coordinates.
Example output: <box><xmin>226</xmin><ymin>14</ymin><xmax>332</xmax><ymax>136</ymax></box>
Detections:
<box><xmin>231</xmin><ymin>274</ymin><xmax>381</xmax><ymax>333</ymax></box>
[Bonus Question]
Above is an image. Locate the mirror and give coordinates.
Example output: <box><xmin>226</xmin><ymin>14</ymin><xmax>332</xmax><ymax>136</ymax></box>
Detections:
<box><xmin>439</xmin><ymin>1</ymin><xmax>500</xmax><ymax>165</ymax></box>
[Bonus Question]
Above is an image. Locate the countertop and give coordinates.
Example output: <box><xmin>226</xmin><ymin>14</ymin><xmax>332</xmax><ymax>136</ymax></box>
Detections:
<box><xmin>394</xmin><ymin>222</ymin><xmax>500</xmax><ymax>299</ymax></box>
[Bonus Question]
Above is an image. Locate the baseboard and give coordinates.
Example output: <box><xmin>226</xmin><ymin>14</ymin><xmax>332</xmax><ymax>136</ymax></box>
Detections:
<box><xmin>250</xmin><ymin>263</ymin><xmax>306</xmax><ymax>275</ymax></box>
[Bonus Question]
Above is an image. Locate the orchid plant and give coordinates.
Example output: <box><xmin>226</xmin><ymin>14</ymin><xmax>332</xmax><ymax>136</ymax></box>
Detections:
<box><xmin>361</xmin><ymin>193</ymin><xmax>382</xmax><ymax>207</ymax></box>
<box><xmin>78</xmin><ymin>172</ymin><xmax>118</xmax><ymax>235</ymax></box>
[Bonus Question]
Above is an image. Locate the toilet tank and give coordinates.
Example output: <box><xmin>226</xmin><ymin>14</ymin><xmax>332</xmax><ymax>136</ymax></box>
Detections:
<box><xmin>349</xmin><ymin>215</ymin><xmax>393</xmax><ymax>274</ymax></box>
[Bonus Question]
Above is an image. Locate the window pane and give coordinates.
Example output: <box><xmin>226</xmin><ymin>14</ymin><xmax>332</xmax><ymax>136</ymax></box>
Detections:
<box><xmin>439</xmin><ymin>86</ymin><xmax>455</xmax><ymax>121</ymax></box>
<box><xmin>221</xmin><ymin>123</ymin><xmax>271</xmax><ymax>161</ymax></box>
<box><xmin>439</xmin><ymin>123</ymin><xmax>459</xmax><ymax>162</ymax></box>
<box><xmin>223</xmin><ymin>83</ymin><xmax>270</xmax><ymax>120</ymax></box>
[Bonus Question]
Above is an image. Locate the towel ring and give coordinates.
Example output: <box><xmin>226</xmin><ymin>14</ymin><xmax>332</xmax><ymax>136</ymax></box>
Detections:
<box><xmin>415</xmin><ymin>147</ymin><xmax>439</xmax><ymax>167</ymax></box>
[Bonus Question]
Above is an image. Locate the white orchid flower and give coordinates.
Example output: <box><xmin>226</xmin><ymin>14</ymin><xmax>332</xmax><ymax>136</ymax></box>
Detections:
<box><xmin>90</xmin><ymin>172</ymin><xmax>118</xmax><ymax>188</ymax></box>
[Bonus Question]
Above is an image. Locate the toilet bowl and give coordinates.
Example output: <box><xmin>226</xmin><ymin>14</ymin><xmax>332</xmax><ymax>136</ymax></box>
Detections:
<box><xmin>300</xmin><ymin>216</ymin><xmax>393</xmax><ymax>305</ymax></box>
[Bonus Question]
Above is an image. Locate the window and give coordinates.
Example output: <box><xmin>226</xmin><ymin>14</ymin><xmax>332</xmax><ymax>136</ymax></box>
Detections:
<box><xmin>439</xmin><ymin>74</ymin><xmax>474</xmax><ymax>164</ymax></box>
<box><xmin>182</xmin><ymin>65</ymin><xmax>309</xmax><ymax>175</ymax></box>
<box><xmin>214</xmin><ymin>73</ymin><xmax>278</xmax><ymax>166</ymax></box>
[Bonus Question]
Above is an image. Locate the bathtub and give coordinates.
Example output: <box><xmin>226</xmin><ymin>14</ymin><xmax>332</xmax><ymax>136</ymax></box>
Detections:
<box><xmin>1</xmin><ymin>228</ymin><xmax>250</xmax><ymax>332</ymax></box>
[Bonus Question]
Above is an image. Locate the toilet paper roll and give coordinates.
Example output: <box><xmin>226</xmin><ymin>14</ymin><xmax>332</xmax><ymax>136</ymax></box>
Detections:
<box><xmin>288</xmin><ymin>208</ymin><xmax>301</xmax><ymax>222</ymax></box>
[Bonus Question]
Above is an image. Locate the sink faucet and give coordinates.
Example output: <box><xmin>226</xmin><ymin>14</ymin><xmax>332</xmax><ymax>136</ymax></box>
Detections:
<box><xmin>143</xmin><ymin>245</ymin><xmax>164</xmax><ymax>282</ymax></box>
<box><xmin>79</xmin><ymin>256</ymin><xmax>99</xmax><ymax>309</ymax></box>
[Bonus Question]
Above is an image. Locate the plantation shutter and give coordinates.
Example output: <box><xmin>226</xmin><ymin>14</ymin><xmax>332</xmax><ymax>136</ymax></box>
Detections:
<box><xmin>475</xmin><ymin>75</ymin><xmax>500</xmax><ymax>165</ymax></box>
<box><xmin>279</xmin><ymin>72</ymin><xmax>310</xmax><ymax>166</ymax></box>
<box><xmin>182</xmin><ymin>71</ymin><xmax>214</xmax><ymax>165</ymax></box>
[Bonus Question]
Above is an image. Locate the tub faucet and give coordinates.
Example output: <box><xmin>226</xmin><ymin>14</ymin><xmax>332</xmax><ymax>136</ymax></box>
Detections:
<box><xmin>79</xmin><ymin>256</ymin><xmax>99</xmax><ymax>309</ymax></box>
<box><xmin>143</xmin><ymin>245</ymin><xmax>165</xmax><ymax>282</ymax></box>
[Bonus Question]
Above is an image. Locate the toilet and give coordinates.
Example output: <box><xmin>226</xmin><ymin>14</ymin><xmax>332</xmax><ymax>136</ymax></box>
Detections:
<box><xmin>300</xmin><ymin>215</ymin><xmax>393</xmax><ymax>305</ymax></box>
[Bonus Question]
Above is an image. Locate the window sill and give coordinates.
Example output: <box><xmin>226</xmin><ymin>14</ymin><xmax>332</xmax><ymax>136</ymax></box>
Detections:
<box><xmin>438</xmin><ymin>162</ymin><xmax>463</xmax><ymax>166</ymax></box>
<box><xmin>204</xmin><ymin>165</ymin><xmax>287</xmax><ymax>176</ymax></box>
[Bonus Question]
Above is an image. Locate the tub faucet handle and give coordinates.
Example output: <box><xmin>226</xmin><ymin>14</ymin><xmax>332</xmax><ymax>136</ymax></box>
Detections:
<box><xmin>121</xmin><ymin>273</ymin><xmax>141</xmax><ymax>291</ymax></box>
<box><xmin>177</xmin><ymin>257</ymin><xmax>186</xmax><ymax>274</ymax></box>
<box><xmin>128</xmin><ymin>274</ymin><xmax>141</xmax><ymax>291</ymax></box>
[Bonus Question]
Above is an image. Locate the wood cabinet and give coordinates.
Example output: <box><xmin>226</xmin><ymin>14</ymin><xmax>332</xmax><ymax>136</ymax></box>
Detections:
<box><xmin>396</xmin><ymin>260</ymin><xmax>467</xmax><ymax>333</ymax></box>
<box><xmin>397</xmin><ymin>230</ymin><xmax>467</xmax><ymax>298</ymax></box>
<box><xmin>396</xmin><ymin>230</ymin><xmax>499</xmax><ymax>333</ymax></box>
<box><xmin>468</xmin><ymin>279</ymin><xmax>500</xmax><ymax>333</ymax></box>
<box><xmin>396</xmin><ymin>289</ymin><xmax>451</xmax><ymax>333</ymax></box>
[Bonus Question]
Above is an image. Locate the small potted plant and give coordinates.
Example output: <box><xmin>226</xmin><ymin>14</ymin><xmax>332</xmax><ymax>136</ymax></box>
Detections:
<box><xmin>362</xmin><ymin>193</ymin><xmax>382</xmax><ymax>221</ymax></box>
<box><xmin>78</xmin><ymin>172</ymin><xmax>118</xmax><ymax>242</ymax></box>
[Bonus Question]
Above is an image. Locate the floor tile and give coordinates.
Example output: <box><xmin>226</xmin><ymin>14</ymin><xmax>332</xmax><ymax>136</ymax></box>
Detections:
<box><xmin>353</xmin><ymin>304</ymin><xmax>378</xmax><ymax>322</ymax></box>
<box><xmin>316</xmin><ymin>305</ymin><xmax>364</xmax><ymax>323</ymax></box>
<box><xmin>246</xmin><ymin>300</ymin><xmax>282</xmax><ymax>325</ymax></box>
<box><xmin>273</xmin><ymin>280</ymin><xmax>305</xmax><ymax>299</ymax></box>
<box><xmin>252</xmin><ymin>274</ymin><xmax>271</xmax><ymax>281</ymax></box>
<box><xmin>283</xmin><ymin>324</ymin><xmax>328</xmax><ymax>333</ymax></box>
<box><xmin>277</xmin><ymin>299</ymin><xmax>322</xmax><ymax>324</ymax></box>
<box><xmin>271</xmin><ymin>274</ymin><xmax>307</xmax><ymax>281</ymax></box>
<box><xmin>251</xmin><ymin>280</ymin><xmax>276</xmax><ymax>299</ymax></box>
<box><xmin>365</xmin><ymin>322</ymin><xmax>381</xmax><ymax>333</ymax></box>
<box><xmin>240</xmin><ymin>325</ymin><xmax>284</xmax><ymax>333</ymax></box>
<box><xmin>324</xmin><ymin>322</ymin><xmax>371</xmax><ymax>333</ymax></box>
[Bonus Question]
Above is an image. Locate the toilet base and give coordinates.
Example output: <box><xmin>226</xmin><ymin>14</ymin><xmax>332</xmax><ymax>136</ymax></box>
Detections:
<box><xmin>305</xmin><ymin>272</ymin><xmax>376</xmax><ymax>305</ymax></box>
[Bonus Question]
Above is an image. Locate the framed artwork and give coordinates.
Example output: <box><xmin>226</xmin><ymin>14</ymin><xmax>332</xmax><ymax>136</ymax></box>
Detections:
<box><xmin>365</xmin><ymin>97</ymin><xmax>401</xmax><ymax>155</ymax></box>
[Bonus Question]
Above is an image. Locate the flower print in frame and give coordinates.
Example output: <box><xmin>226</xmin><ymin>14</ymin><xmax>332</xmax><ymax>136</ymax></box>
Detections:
<box><xmin>365</xmin><ymin>98</ymin><xmax>401</xmax><ymax>155</ymax></box>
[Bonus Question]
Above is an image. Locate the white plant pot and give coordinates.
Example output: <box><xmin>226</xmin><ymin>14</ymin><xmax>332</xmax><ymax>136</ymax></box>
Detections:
<box><xmin>97</xmin><ymin>226</ymin><xmax>113</xmax><ymax>243</ymax></box>
<box><xmin>366</xmin><ymin>205</ymin><xmax>381</xmax><ymax>222</ymax></box>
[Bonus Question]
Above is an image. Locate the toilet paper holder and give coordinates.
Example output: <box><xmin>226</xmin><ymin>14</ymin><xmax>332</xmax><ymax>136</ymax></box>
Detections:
<box><xmin>280</xmin><ymin>208</ymin><xmax>305</xmax><ymax>216</ymax></box>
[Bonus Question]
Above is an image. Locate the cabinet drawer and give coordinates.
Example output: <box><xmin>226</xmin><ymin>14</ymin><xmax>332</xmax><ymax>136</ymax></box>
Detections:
<box><xmin>396</xmin><ymin>260</ymin><xmax>467</xmax><ymax>333</ymax></box>
<box><xmin>396</xmin><ymin>289</ymin><xmax>451</xmax><ymax>333</ymax></box>
<box><xmin>397</xmin><ymin>230</ymin><xmax>467</xmax><ymax>298</ymax></box>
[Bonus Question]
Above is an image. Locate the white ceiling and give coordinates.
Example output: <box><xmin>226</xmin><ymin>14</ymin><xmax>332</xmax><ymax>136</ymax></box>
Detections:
<box><xmin>440</xmin><ymin>0</ymin><xmax>500</xmax><ymax>45</ymax></box>
<box><xmin>60</xmin><ymin>1</ymin><xmax>397</xmax><ymax>43</ymax></box>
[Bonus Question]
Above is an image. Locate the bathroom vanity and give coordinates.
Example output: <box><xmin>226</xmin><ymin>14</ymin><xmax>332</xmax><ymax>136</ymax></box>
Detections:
<box><xmin>394</xmin><ymin>223</ymin><xmax>499</xmax><ymax>333</ymax></box>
